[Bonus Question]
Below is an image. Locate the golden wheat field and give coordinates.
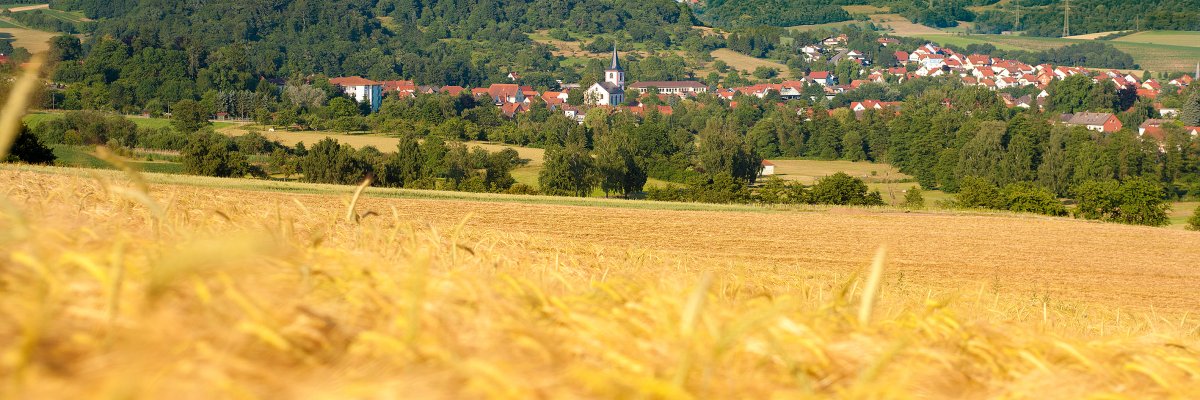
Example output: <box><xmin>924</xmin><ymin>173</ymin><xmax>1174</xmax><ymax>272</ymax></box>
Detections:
<box><xmin>2</xmin><ymin>165</ymin><xmax>1200</xmax><ymax>399</ymax></box>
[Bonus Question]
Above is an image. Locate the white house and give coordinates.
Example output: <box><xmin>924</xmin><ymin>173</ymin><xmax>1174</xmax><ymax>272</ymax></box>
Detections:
<box><xmin>807</xmin><ymin>71</ymin><xmax>835</xmax><ymax>86</ymax></box>
<box><xmin>760</xmin><ymin>160</ymin><xmax>776</xmax><ymax>176</ymax></box>
<box><xmin>585</xmin><ymin>47</ymin><xmax>625</xmax><ymax>106</ymax></box>
<box><xmin>330</xmin><ymin>76</ymin><xmax>383</xmax><ymax>112</ymax></box>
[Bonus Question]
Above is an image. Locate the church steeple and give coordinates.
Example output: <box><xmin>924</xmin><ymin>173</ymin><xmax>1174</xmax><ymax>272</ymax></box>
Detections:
<box><xmin>605</xmin><ymin>45</ymin><xmax>625</xmax><ymax>90</ymax></box>
<box><xmin>608</xmin><ymin>45</ymin><xmax>622</xmax><ymax>71</ymax></box>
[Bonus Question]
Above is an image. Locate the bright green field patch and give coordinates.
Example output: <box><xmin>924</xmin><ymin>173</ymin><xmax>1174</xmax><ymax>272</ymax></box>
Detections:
<box><xmin>787</xmin><ymin>20</ymin><xmax>866</xmax><ymax>32</ymax></box>
<box><xmin>24</xmin><ymin>111</ymin><xmax>235</xmax><ymax>131</ymax></box>
<box><xmin>1167</xmin><ymin>201</ymin><xmax>1199</xmax><ymax>230</ymax></box>
<box><xmin>22</xmin><ymin>112</ymin><xmax>64</xmax><ymax>128</ymax></box>
<box><xmin>51</xmin><ymin>145</ymin><xmax>184</xmax><ymax>174</ymax></box>
<box><xmin>0</xmin><ymin>19</ymin><xmax>19</xmax><ymax>28</ymax></box>
<box><xmin>1112</xmin><ymin>31</ymin><xmax>1200</xmax><ymax>48</ymax></box>
<box><xmin>36</xmin><ymin>8</ymin><xmax>88</xmax><ymax>23</ymax></box>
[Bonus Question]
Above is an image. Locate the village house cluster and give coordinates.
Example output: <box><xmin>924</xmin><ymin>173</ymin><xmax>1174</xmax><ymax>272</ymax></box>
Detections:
<box><xmin>323</xmin><ymin>37</ymin><xmax>1198</xmax><ymax>143</ymax></box>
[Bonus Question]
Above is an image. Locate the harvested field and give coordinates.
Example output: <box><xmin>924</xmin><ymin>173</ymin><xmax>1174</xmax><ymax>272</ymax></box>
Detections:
<box><xmin>768</xmin><ymin>159</ymin><xmax>909</xmax><ymax>185</ymax></box>
<box><xmin>0</xmin><ymin>3</ymin><xmax>47</xmax><ymax>12</ymax></box>
<box><xmin>710</xmin><ymin>49</ymin><xmax>790</xmax><ymax>77</ymax></box>
<box><xmin>2</xmin><ymin>165</ymin><xmax>1200</xmax><ymax>398</ymax></box>
<box><xmin>842</xmin><ymin>5</ymin><xmax>889</xmax><ymax>14</ymax></box>
<box><xmin>869</xmin><ymin>13</ymin><xmax>949</xmax><ymax>36</ymax></box>
<box><xmin>0</xmin><ymin>27</ymin><xmax>56</xmax><ymax>53</ymax></box>
<box><xmin>1065</xmin><ymin>30</ymin><xmax>1123</xmax><ymax>40</ymax></box>
<box><xmin>528</xmin><ymin>30</ymin><xmax>653</xmax><ymax>60</ymax></box>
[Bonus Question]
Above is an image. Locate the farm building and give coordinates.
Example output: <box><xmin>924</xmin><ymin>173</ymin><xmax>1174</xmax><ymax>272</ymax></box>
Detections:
<box><xmin>760</xmin><ymin>160</ymin><xmax>776</xmax><ymax>176</ymax></box>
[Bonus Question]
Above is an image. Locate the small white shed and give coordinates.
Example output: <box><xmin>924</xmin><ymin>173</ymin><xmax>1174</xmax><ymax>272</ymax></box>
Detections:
<box><xmin>760</xmin><ymin>160</ymin><xmax>776</xmax><ymax>176</ymax></box>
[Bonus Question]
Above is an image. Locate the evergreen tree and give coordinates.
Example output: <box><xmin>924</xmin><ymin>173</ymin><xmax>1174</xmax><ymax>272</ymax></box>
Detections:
<box><xmin>1180</xmin><ymin>90</ymin><xmax>1200</xmax><ymax>126</ymax></box>
<box><xmin>696</xmin><ymin>119</ymin><xmax>761</xmax><ymax>184</ymax></box>
<box><xmin>300</xmin><ymin>138</ymin><xmax>370</xmax><ymax>185</ymax></box>
<box><xmin>1037</xmin><ymin>130</ymin><xmax>1073</xmax><ymax>196</ymax></box>
<box><xmin>374</xmin><ymin>133</ymin><xmax>424</xmax><ymax>188</ymax></box>
<box><xmin>841</xmin><ymin>131</ymin><xmax>867</xmax><ymax>161</ymax></box>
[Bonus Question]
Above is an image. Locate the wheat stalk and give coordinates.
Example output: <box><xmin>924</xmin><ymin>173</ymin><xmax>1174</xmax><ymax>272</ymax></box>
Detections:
<box><xmin>0</xmin><ymin>54</ymin><xmax>43</xmax><ymax>160</ymax></box>
<box><xmin>858</xmin><ymin>245</ymin><xmax>887</xmax><ymax>325</ymax></box>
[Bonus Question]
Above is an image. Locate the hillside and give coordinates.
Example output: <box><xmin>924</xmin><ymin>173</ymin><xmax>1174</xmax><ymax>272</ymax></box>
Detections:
<box><xmin>3</xmin><ymin>165</ymin><xmax>1200</xmax><ymax>398</ymax></box>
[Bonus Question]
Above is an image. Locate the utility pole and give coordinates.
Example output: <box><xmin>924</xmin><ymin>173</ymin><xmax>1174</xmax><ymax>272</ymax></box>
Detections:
<box><xmin>1014</xmin><ymin>1</ymin><xmax>1021</xmax><ymax>31</ymax></box>
<box><xmin>1062</xmin><ymin>0</ymin><xmax>1071</xmax><ymax>37</ymax></box>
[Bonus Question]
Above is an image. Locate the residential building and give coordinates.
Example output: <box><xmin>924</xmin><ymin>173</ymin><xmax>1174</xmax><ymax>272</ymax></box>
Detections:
<box><xmin>329</xmin><ymin>76</ymin><xmax>383</xmax><ymax>112</ymax></box>
<box><xmin>1060</xmin><ymin>112</ymin><xmax>1123</xmax><ymax>133</ymax></box>
<box><xmin>627</xmin><ymin>81</ymin><xmax>708</xmax><ymax>95</ymax></box>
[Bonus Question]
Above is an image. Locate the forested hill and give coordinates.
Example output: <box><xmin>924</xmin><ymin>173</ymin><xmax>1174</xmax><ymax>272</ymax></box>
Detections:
<box><xmin>46</xmin><ymin>0</ymin><xmax>697</xmax><ymax>82</ymax></box>
<box><xmin>688</xmin><ymin>0</ymin><xmax>1200</xmax><ymax>35</ymax></box>
<box><xmin>694</xmin><ymin>0</ymin><xmax>854</xmax><ymax>28</ymax></box>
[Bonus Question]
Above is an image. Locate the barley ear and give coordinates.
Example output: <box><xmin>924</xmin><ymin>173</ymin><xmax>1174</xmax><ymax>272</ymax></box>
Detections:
<box><xmin>0</xmin><ymin>54</ymin><xmax>44</xmax><ymax>160</ymax></box>
<box><xmin>858</xmin><ymin>245</ymin><xmax>887</xmax><ymax>325</ymax></box>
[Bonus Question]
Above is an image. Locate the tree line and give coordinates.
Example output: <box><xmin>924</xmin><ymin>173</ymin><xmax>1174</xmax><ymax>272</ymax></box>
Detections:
<box><xmin>971</xmin><ymin>0</ymin><xmax>1200</xmax><ymax>37</ymax></box>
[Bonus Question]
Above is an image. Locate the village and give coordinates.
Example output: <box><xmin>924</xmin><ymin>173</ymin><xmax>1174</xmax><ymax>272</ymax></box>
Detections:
<box><xmin>325</xmin><ymin>35</ymin><xmax>1199</xmax><ymax>146</ymax></box>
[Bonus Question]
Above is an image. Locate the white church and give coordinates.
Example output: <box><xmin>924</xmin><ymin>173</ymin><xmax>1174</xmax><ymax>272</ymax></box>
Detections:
<box><xmin>585</xmin><ymin>47</ymin><xmax>626</xmax><ymax>106</ymax></box>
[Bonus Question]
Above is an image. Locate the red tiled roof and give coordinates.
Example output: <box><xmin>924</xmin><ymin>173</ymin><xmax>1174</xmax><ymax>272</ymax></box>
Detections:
<box><xmin>330</xmin><ymin>76</ymin><xmax>379</xmax><ymax>86</ymax></box>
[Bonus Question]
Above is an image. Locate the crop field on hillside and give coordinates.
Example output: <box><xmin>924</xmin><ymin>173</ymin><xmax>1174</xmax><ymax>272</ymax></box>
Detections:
<box><xmin>842</xmin><ymin>5</ymin><xmax>889</xmax><ymax>14</ymax></box>
<box><xmin>910</xmin><ymin>33</ymin><xmax>1200</xmax><ymax>73</ymax></box>
<box><xmin>787</xmin><ymin>20</ymin><xmax>866</xmax><ymax>32</ymax></box>
<box><xmin>0</xmin><ymin>27</ymin><xmax>55</xmax><ymax>53</ymax></box>
<box><xmin>1113</xmin><ymin>31</ymin><xmax>1200</xmax><ymax>48</ymax></box>
<box><xmin>709</xmin><ymin>49</ymin><xmax>790</xmax><ymax>77</ymax></box>
<box><xmin>768</xmin><ymin>159</ymin><xmax>909</xmax><ymax>185</ymax></box>
<box><xmin>2</xmin><ymin>166</ymin><xmax>1199</xmax><ymax>398</ymax></box>
<box><xmin>1065</xmin><ymin>31</ymin><xmax>1122</xmax><ymax>40</ymax></box>
<box><xmin>869</xmin><ymin>14</ymin><xmax>948</xmax><ymax>36</ymax></box>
